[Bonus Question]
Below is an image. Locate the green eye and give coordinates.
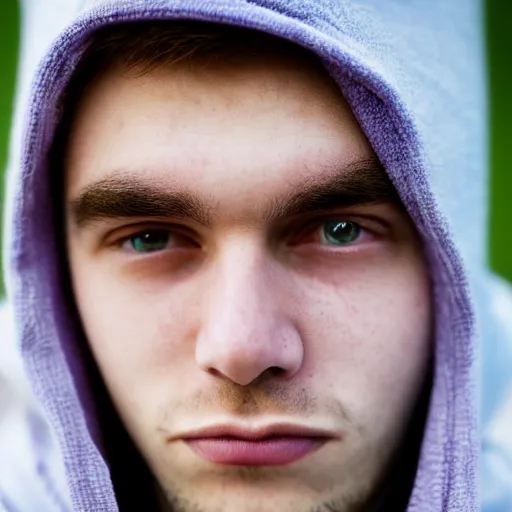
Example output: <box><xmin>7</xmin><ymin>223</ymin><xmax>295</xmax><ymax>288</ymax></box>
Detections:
<box><xmin>320</xmin><ymin>221</ymin><xmax>361</xmax><ymax>245</ymax></box>
<box><xmin>128</xmin><ymin>230</ymin><xmax>171</xmax><ymax>252</ymax></box>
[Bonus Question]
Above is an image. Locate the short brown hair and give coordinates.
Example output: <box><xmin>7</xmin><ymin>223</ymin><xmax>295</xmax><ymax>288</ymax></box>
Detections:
<box><xmin>64</xmin><ymin>20</ymin><xmax>321</xmax><ymax>105</ymax></box>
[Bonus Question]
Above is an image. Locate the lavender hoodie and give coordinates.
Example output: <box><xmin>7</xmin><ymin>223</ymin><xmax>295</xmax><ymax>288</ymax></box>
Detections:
<box><xmin>1</xmin><ymin>0</ymin><xmax>512</xmax><ymax>510</ymax></box>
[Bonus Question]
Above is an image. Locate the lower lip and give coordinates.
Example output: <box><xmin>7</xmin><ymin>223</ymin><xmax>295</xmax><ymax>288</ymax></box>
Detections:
<box><xmin>185</xmin><ymin>437</ymin><xmax>326</xmax><ymax>466</ymax></box>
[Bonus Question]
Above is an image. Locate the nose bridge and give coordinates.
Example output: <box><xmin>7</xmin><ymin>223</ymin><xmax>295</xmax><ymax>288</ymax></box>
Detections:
<box><xmin>195</xmin><ymin>240</ymin><xmax>303</xmax><ymax>386</ymax></box>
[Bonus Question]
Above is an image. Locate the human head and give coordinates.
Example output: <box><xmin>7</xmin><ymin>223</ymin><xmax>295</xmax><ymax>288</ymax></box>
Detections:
<box><xmin>61</xmin><ymin>21</ymin><xmax>432</xmax><ymax>512</ymax></box>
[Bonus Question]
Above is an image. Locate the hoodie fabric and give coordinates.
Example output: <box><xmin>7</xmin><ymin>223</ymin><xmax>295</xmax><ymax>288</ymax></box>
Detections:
<box><xmin>1</xmin><ymin>0</ymin><xmax>512</xmax><ymax>510</ymax></box>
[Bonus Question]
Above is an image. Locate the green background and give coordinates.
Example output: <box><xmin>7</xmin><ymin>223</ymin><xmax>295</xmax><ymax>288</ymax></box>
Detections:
<box><xmin>487</xmin><ymin>1</ymin><xmax>512</xmax><ymax>284</ymax></box>
<box><xmin>0</xmin><ymin>1</ymin><xmax>510</xmax><ymax>296</ymax></box>
<box><xmin>0</xmin><ymin>0</ymin><xmax>19</xmax><ymax>295</ymax></box>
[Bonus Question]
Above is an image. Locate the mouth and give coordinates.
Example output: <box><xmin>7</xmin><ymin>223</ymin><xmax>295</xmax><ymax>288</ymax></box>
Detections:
<box><xmin>171</xmin><ymin>423</ymin><xmax>335</xmax><ymax>466</ymax></box>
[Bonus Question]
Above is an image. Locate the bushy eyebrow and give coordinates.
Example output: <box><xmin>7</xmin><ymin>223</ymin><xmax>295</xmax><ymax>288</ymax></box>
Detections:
<box><xmin>263</xmin><ymin>159</ymin><xmax>400</xmax><ymax>221</ymax></box>
<box><xmin>70</xmin><ymin>179</ymin><xmax>213</xmax><ymax>228</ymax></box>
<box><xmin>69</xmin><ymin>158</ymin><xmax>400</xmax><ymax>229</ymax></box>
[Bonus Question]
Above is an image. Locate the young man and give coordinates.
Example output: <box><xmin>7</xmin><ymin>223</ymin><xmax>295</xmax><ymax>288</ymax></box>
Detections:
<box><xmin>1</xmin><ymin>0</ymin><xmax>512</xmax><ymax>511</ymax></box>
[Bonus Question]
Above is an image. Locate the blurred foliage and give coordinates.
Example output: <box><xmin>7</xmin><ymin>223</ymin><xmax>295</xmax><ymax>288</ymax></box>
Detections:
<box><xmin>0</xmin><ymin>1</ymin><xmax>510</xmax><ymax>300</ymax></box>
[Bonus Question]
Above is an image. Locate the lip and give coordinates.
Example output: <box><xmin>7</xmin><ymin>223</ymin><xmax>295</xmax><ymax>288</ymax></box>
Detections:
<box><xmin>170</xmin><ymin>423</ymin><xmax>335</xmax><ymax>466</ymax></box>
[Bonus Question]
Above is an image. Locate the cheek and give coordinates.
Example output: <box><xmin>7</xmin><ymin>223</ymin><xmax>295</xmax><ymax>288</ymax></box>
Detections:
<box><xmin>69</xmin><ymin>254</ymin><xmax>201</xmax><ymax>415</ymax></box>
<box><xmin>296</xmin><ymin>253</ymin><xmax>432</xmax><ymax>422</ymax></box>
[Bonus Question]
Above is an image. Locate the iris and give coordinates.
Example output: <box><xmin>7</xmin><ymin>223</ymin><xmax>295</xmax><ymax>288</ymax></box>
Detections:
<box><xmin>321</xmin><ymin>221</ymin><xmax>361</xmax><ymax>245</ymax></box>
<box><xmin>130</xmin><ymin>231</ymin><xmax>170</xmax><ymax>252</ymax></box>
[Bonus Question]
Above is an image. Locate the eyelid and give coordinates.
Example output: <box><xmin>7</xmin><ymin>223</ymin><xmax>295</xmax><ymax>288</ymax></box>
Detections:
<box><xmin>104</xmin><ymin>222</ymin><xmax>200</xmax><ymax>249</ymax></box>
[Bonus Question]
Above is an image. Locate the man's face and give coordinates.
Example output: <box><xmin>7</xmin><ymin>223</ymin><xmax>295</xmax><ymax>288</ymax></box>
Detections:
<box><xmin>65</xmin><ymin>49</ymin><xmax>431</xmax><ymax>512</ymax></box>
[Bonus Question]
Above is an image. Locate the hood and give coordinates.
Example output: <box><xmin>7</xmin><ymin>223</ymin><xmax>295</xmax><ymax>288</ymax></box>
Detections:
<box><xmin>3</xmin><ymin>0</ymin><xmax>510</xmax><ymax>510</ymax></box>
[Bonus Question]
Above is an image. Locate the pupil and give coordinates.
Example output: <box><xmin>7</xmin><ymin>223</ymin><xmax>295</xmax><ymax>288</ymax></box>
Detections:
<box><xmin>324</xmin><ymin>221</ymin><xmax>360</xmax><ymax>244</ymax></box>
<box><xmin>132</xmin><ymin>231</ymin><xmax>169</xmax><ymax>252</ymax></box>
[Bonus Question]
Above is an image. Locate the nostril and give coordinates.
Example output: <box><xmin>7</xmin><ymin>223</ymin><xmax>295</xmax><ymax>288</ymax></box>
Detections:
<box><xmin>207</xmin><ymin>368</ymin><xmax>222</xmax><ymax>378</ymax></box>
<box><xmin>204</xmin><ymin>365</ymin><xmax>286</xmax><ymax>386</ymax></box>
<box><xmin>249</xmin><ymin>366</ymin><xmax>287</xmax><ymax>386</ymax></box>
<box><xmin>268</xmin><ymin>366</ymin><xmax>285</xmax><ymax>376</ymax></box>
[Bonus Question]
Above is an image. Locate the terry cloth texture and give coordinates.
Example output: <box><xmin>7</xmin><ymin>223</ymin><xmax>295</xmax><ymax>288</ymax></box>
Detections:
<box><xmin>1</xmin><ymin>0</ymin><xmax>512</xmax><ymax>511</ymax></box>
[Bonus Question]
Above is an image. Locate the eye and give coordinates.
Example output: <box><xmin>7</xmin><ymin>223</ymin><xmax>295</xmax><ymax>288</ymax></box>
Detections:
<box><xmin>124</xmin><ymin>230</ymin><xmax>174</xmax><ymax>253</ymax></box>
<box><xmin>319</xmin><ymin>221</ymin><xmax>362</xmax><ymax>245</ymax></box>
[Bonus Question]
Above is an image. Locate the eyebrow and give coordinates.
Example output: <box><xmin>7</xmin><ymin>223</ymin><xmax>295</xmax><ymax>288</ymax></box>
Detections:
<box><xmin>69</xmin><ymin>158</ymin><xmax>401</xmax><ymax>229</ymax></box>
<box><xmin>264</xmin><ymin>159</ymin><xmax>400</xmax><ymax>221</ymax></box>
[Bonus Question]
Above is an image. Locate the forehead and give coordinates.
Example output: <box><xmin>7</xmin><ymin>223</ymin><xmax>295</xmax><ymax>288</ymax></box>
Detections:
<box><xmin>65</xmin><ymin>52</ymin><xmax>376</xmax><ymax>199</ymax></box>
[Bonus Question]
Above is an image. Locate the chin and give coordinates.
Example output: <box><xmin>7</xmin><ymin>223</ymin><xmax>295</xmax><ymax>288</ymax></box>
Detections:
<box><xmin>158</xmin><ymin>474</ymin><xmax>371</xmax><ymax>512</ymax></box>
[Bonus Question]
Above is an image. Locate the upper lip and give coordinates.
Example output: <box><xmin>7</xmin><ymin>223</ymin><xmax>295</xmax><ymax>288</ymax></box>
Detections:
<box><xmin>170</xmin><ymin>423</ymin><xmax>337</xmax><ymax>441</ymax></box>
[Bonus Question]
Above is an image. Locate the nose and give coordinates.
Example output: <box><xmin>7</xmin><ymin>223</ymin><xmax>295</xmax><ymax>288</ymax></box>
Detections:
<box><xmin>195</xmin><ymin>245</ymin><xmax>304</xmax><ymax>386</ymax></box>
